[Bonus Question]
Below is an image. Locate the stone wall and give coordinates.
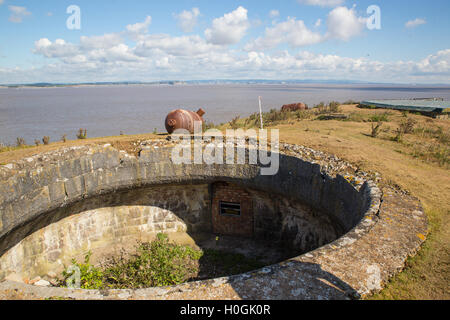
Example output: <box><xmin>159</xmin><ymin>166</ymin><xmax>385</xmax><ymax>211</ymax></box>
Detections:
<box><xmin>0</xmin><ymin>142</ymin><xmax>381</xmax><ymax>285</ymax></box>
<box><xmin>0</xmin><ymin>184</ymin><xmax>211</xmax><ymax>280</ymax></box>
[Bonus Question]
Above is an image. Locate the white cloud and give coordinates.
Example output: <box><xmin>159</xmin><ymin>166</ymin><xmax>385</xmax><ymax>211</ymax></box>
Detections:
<box><xmin>413</xmin><ymin>49</ymin><xmax>450</xmax><ymax>75</ymax></box>
<box><xmin>325</xmin><ymin>6</ymin><xmax>366</xmax><ymax>41</ymax></box>
<box><xmin>126</xmin><ymin>16</ymin><xmax>152</xmax><ymax>40</ymax></box>
<box><xmin>10</xmin><ymin>45</ymin><xmax>450</xmax><ymax>84</ymax></box>
<box><xmin>135</xmin><ymin>34</ymin><xmax>219</xmax><ymax>57</ymax></box>
<box><xmin>246</xmin><ymin>17</ymin><xmax>322</xmax><ymax>50</ymax></box>
<box><xmin>88</xmin><ymin>44</ymin><xmax>142</xmax><ymax>63</ymax></box>
<box><xmin>315</xmin><ymin>19</ymin><xmax>322</xmax><ymax>27</ymax></box>
<box><xmin>34</xmin><ymin>38</ymin><xmax>79</xmax><ymax>58</ymax></box>
<box><xmin>0</xmin><ymin>0</ymin><xmax>5</xmax><ymax>5</ymax></box>
<box><xmin>80</xmin><ymin>33</ymin><xmax>123</xmax><ymax>50</ymax></box>
<box><xmin>298</xmin><ymin>0</ymin><xmax>345</xmax><ymax>7</ymax></box>
<box><xmin>269</xmin><ymin>10</ymin><xmax>280</xmax><ymax>18</ymax></box>
<box><xmin>8</xmin><ymin>14</ymin><xmax>449</xmax><ymax>84</ymax></box>
<box><xmin>174</xmin><ymin>8</ymin><xmax>200</xmax><ymax>32</ymax></box>
<box><xmin>8</xmin><ymin>5</ymin><xmax>31</xmax><ymax>23</ymax></box>
<box><xmin>405</xmin><ymin>18</ymin><xmax>426</xmax><ymax>28</ymax></box>
<box><xmin>205</xmin><ymin>6</ymin><xmax>250</xmax><ymax>45</ymax></box>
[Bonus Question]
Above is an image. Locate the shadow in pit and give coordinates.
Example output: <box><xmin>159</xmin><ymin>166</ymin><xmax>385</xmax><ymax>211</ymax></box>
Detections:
<box><xmin>228</xmin><ymin>261</ymin><xmax>360</xmax><ymax>300</ymax></box>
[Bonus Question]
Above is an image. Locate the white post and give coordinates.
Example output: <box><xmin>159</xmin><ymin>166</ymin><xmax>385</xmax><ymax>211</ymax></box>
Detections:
<box><xmin>259</xmin><ymin>96</ymin><xmax>264</xmax><ymax>130</ymax></box>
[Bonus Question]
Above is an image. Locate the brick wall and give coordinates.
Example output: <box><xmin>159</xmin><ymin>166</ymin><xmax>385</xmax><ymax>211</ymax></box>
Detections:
<box><xmin>212</xmin><ymin>182</ymin><xmax>253</xmax><ymax>237</ymax></box>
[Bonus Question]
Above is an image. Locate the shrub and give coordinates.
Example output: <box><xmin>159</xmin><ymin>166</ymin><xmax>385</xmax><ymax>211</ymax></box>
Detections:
<box><xmin>102</xmin><ymin>233</ymin><xmax>202</xmax><ymax>289</ymax></box>
<box><xmin>42</xmin><ymin>136</ymin><xmax>50</xmax><ymax>145</ymax></box>
<box><xmin>369</xmin><ymin>112</ymin><xmax>390</xmax><ymax>122</ymax></box>
<box><xmin>61</xmin><ymin>134</ymin><xmax>67</xmax><ymax>143</ymax></box>
<box><xmin>57</xmin><ymin>233</ymin><xmax>267</xmax><ymax>290</ymax></box>
<box><xmin>329</xmin><ymin>101</ymin><xmax>341</xmax><ymax>113</ymax></box>
<box><xmin>61</xmin><ymin>252</ymin><xmax>103</xmax><ymax>290</ymax></box>
<box><xmin>316</xmin><ymin>102</ymin><xmax>327</xmax><ymax>114</ymax></box>
<box><xmin>76</xmin><ymin>129</ymin><xmax>87</xmax><ymax>140</ymax></box>
<box><xmin>392</xmin><ymin>128</ymin><xmax>404</xmax><ymax>143</ymax></box>
<box><xmin>295</xmin><ymin>110</ymin><xmax>311</xmax><ymax>120</ymax></box>
<box><xmin>229</xmin><ymin>115</ymin><xmax>241</xmax><ymax>129</ymax></box>
<box><xmin>16</xmin><ymin>137</ymin><xmax>26</xmax><ymax>147</ymax></box>
<box><xmin>203</xmin><ymin>121</ymin><xmax>217</xmax><ymax>131</ymax></box>
<box><xmin>371</xmin><ymin>122</ymin><xmax>383</xmax><ymax>138</ymax></box>
<box><xmin>34</xmin><ymin>139</ymin><xmax>41</xmax><ymax>146</ymax></box>
<box><xmin>315</xmin><ymin>101</ymin><xmax>341</xmax><ymax>114</ymax></box>
<box><xmin>343</xmin><ymin>99</ymin><xmax>360</xmax><ymax>105</ymax></box>
<box><xmin>399</xmin><ymin>118</ymin><xmax>417</xmax><ymax>134</ymax></box>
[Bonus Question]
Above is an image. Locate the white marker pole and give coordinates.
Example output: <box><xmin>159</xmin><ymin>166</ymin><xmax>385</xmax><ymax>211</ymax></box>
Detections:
<box><xmin>259</xmin><ymin>96</ymin><xmax>264</xmax><ymax>130</ymax></box>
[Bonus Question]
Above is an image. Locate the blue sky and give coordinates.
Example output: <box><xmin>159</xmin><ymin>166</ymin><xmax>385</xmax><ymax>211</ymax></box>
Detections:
<box><xmin>0</xmin><ymin>0</ymin><xmax>449</xmax><ymax>84</ymax></box>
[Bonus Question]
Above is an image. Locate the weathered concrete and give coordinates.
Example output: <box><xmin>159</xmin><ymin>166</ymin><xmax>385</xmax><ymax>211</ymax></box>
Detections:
<box><xmin>0</xmin><ymin>141</ymin><xmax>427</xmax><ymax>300</ymax></box>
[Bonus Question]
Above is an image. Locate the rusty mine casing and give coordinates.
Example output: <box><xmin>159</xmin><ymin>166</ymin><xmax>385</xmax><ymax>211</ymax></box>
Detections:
<box><xmin>165</xmin><ymin>108</ymin><xmax>206</xmax><ymax>134</ymax></box>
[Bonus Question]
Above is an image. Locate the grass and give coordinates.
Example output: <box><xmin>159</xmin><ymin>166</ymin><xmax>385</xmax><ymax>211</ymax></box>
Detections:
<box><xmin>369</xmin><ymin>206</ymin><xmax>449</xmax><ymax>300</ymax></box>
<box><xmin>272</xmin><ymin>107</ymin><xmax>449</xmax><ymax>299</ymax></box>
<box><xmin>368</xmin><ymin>112</ymin><xmax>391</xmax><ymax>123</ymax></box>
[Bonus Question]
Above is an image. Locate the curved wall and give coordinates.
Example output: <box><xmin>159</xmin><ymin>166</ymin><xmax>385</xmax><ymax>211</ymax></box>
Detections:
<box><xmin>0</xmin><ymin>144</ymin><xmax>380</xmax><ymax>282</ymax></box>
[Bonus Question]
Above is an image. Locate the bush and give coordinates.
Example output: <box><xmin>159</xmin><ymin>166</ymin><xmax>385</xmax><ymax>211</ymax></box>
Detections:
<box><xmin>315</xmin><ymin>101</ymin><xmax>341</xmax><ymax>114</ymax></box>
<box><xmin>61</xmin><ymin>252</ymin><xmax>103</xmax><ymax>290</ymax></box>
<box><xmin>102</xmin><ymin>233</ymin><xmax>202</xmax><ymax>289</ymax></box>
<box><xmin>34</xmin><ymin>139</ymin><xmax>41</xmax><ymax>146</ymax></box>
<box><xmin>77</xmin><ymin>129</ymin><xmax>87</xmax><ymax>140</ymax></box>
<box><xmin>295</xmin><ymin>110</ymin><xmax>311</xmax><ymax>120</ymax></box>
<box><xmin>61</xmin><ymin>134</ymin><xmax>67</xmax><ymax>143</ymax></box>
<box><xmin>228</xmin><ymin>115</ymin><xmax>241</xmax><ymax>129</ymax></box>
<box><xmin>399</xmin><ymin>118</ymin><xmax>417</xmax><ymax>134</ymax></box>
<box><xmin>369</xmin><ymin>112</ymin><xmax>390</xmax><ymax>122</ymax></box>
<box><xmin>57</xmin><ymin>233</ymin><xmax>269</xmax><ymax>290</ymax></box>
<box><xmin>342</xmin><ymin>99</ymin><xmax>360</xmax><ymax>105</ymax></box>
<box><xmin>371</xmin><ymin>122</ymin><xmax>383</xmax><ymax>138</ymax></box>
<box><xmin>16</xmin><ymin>137</ymin><xmax>26</xmax><ymax>147</ymax></box>
<box><xmin>329</xmin><ymin>101</ymin><xmax>341</xmax><ymax>113</ymax></box>
<box><xmin>203</xmin><ymin>121</ymin><xmax>217</xmax><ymax>131</ymax></box>
<box><xmin>42</xmin><ymin>136</ymin><xmax>50</xmax><ymax>145</ymax></box>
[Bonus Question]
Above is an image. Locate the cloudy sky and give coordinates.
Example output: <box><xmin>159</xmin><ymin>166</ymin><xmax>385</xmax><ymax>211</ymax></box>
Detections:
<box><xmin>0</xmin><ymin>0</ymin><xmax>449</xmax><ymax>84</ymax></box>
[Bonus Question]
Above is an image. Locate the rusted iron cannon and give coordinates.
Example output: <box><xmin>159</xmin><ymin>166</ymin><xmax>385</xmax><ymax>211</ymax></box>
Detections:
<box><xmin>165</xmin><ymin>108</ymin><xmax>205</xmax><ymax>134</ymax></box>
<box><xmin>281</xmin><ymin>103</ymin><xmax>308</xmax><ymax>112</ymax></box>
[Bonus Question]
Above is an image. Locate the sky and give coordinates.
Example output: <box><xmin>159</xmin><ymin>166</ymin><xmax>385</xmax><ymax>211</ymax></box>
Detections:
<box><xmin>0</xmin><ymin>0</ymin><xmax>449</xmax><ymax>84</ymax></box>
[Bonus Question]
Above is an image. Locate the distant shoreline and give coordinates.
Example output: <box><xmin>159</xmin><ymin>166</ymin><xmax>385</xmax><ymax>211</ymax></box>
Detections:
<box><xmin>2</xmin><ymin>80</ymin><xmax>450</xmax><ymax>89</ymax></box>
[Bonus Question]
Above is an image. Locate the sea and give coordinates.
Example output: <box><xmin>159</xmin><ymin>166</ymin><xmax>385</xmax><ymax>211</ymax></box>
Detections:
<box><xmin>1</xmin><ymin>83</ymin><xmax>449</xmax><ymax>145</ymax></box>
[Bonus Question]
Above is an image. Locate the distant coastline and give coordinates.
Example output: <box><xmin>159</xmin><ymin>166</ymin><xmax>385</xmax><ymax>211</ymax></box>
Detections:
<box><xmin>2</xmin><ymin>80</ymin><xmax>450</xmax><ymax>89</ymax></box>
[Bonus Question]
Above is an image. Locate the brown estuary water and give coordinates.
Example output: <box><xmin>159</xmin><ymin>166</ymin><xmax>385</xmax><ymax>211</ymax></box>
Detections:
<box><xmin>0</xmin><ymin>83</ymin><xmax>449</xmax><ymax>145</ymax></box>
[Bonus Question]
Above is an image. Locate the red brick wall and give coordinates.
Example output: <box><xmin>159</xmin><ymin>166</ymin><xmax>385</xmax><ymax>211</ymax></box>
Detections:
<box><xmin>212</xmin><ymin>182</ymin><xmax>253</xmax><ymax>237</ymax></box>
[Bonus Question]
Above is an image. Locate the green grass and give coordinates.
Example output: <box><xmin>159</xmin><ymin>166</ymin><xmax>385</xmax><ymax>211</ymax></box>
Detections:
<box><xmin>368</xmin><ymin>207</ymin><xmax>448</xmax><ymax>300</ymax></box>
<box><xmin>368</xmin><ymin>112</ymin><xmax>391</xmax><ymax>123</ymax></box>
<box><xmin>0</xmin><ymin>144</ymin><xmax>32</xmax><ymax>154</ymax></box>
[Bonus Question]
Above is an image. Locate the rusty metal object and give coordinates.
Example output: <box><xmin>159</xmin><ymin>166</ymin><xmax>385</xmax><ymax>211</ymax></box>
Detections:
<box><xmin>165</xmin><ymin>108</ymin><xmax>205</xmax><ymax>134</ymax></box>
<box><xmin>281</xmin><ymin>103</ymin><xmax>308</xmax><ymax>112</ymax></box>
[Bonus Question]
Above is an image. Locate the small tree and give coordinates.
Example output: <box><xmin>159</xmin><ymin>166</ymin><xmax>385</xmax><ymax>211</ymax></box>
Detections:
<box><xmin>77</xmin><ymin>129</ymin><xmax>87</xmax><ymax>140</ymax></box>
<box><xmin>42</xmin><ymin>136</ymin><xmax>50</xmax><ymax>145</ymax></box>
<box><xmin>229</xmin><ymin>116</ymin><xmax>241</xmax><ymax>129</ymax></box>
<box><xmin>16</xmin><ymin>137</ymin><xmax>26</xmax><ymax>147</ymax></box>
<box><xmin>329</xmin><ymin>101</ymin><xmax>341</xmax><ymax>113</ymax></box>
<box><xmin>371</xmin><ymin>122</ymin><xmax>383</xmax><ymax>138</ymax></box>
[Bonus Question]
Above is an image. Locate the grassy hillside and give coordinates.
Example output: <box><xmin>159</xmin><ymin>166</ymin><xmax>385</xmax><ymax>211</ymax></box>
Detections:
<box><xmin>1</xmin><ymin>104</ymin><xmax>448</xmax><ymax>299</ymax></box>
